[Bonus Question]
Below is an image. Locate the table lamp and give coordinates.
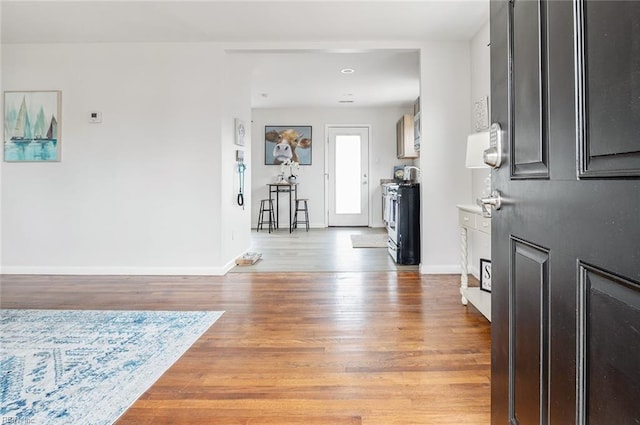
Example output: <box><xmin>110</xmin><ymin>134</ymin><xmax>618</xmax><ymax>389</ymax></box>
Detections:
<box><xmin>465</xmin><ymin>132</ymin><xmax>490</xmax><ymax>169</ymax></box>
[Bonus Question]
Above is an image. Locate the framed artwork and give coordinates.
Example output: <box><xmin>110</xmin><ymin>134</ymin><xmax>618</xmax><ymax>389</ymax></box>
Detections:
<box><xmin>480</xmin><ymin>258</ymin><xmax>492</xmax><ymax>292</ymax></box>
<box><xmin>234</xmin><ymin>118</ymin><xmax>246</xmax><ymax>146</ymax></box>
<box><xmin>474</xmin><ymin>96</ymin><xmax>489</xmax><ymax>131</ymax></box>
<box><xmin>4</xmin><ymin>90</ymin><xmax>61</xmax><ymax>162</ymax></box>
<box><xmin>413</xmin><ymin>112</ymin><xmax>421</xmax><ymax>152</ymax></box>
<box><xmin>264</xmin><ymin>125</ymin><xmax>312</xmax><ymax>165</ymax></box>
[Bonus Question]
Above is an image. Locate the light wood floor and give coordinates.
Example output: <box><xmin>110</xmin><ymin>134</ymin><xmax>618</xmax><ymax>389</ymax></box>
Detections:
<box><xmin>0</xmin><ymin>272</ymin><xmax>490</xmax><ymax>424</ymax></box>
<box><xmin>232</xmin><ymin>227</ymin><xmax>419</xmax><ymax>272</ymax></box>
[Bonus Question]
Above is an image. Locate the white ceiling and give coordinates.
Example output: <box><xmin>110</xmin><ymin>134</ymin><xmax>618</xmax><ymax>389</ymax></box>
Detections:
<box><xmin>247</xmin><ymin>50</ymin><xmax>421</xmax><ymax>108</ymax></box>
<box><xmin>1</xmin><ymin>1</ymin><xmax>489</xmax><ymax>108</ymax></box>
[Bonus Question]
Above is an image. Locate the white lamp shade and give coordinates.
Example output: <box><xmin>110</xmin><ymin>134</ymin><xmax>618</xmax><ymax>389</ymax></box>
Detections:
<box><xmin>465</xmin><ymin>131</ymin><xmax>490</xmax><ymax>168</ymax></box>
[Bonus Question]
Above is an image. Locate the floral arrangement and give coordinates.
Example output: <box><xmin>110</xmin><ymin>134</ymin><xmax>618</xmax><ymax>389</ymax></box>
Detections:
<box><xmin>280</xmin><ymin>159</ymin><xmax>300</xmax><ymax>178</ymax></box>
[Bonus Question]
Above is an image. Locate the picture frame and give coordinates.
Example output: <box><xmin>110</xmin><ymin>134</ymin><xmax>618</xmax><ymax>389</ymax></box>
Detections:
<box><xmin>4</xmin><ymin>90</ymin><xmax>62</xmax><ymax>162</ymax></box>
<box><xmin>480</xmin><ymin>258</ymin><xmax>492</xmax><ymax>292</ymax></box>
<box><xmin>264</xmin><ymin>125</ymin><xmax>312</xmax><ymax>165</ymax></box>
<box><xmin>474</xmin><ymin>96</ymin><xmax>490</xmax><ymax>132</ymax></box>
<box><xmin>413</xmin><ymin>111</ymin><xmax>421</xmax><ymax>152</ymax></box>
<box><xmin>234</xmin><ymin>118</ymin><xmax>246</xmax><ymax>146</ymax></box>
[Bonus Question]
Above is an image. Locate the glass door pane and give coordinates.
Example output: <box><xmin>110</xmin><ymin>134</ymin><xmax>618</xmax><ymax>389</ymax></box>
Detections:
<box><xmin>335</xmin><ymin>135</ymin><xmax>361</xmax><ymax>214</ymax></box>
<box><xmin>327</xmin><ymin>126</ymin><xmax>369</xmax><ymax>227</ymax></box>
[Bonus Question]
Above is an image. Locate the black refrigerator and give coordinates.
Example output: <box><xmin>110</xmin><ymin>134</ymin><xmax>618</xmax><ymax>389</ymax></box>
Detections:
<box><xmin>395</xmin><ymin>183</ymin><xmax>420</xmax><ymax>265</ymax></box>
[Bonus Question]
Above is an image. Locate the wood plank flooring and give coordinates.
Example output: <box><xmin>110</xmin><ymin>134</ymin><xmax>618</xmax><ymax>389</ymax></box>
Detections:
<box><xmin>231</xmin><ymin>227</ymin><xmax>419</xmax><ymax>273</ymax></box>
<box><xmin>0</xmin><ymin>272</ymin><xmax>490</xmax><ymax>424</ymax></box>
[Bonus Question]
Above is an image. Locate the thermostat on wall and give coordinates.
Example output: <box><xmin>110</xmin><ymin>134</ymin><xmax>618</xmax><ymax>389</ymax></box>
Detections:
<box><xmin>88</xmin><ymin>111</ymin><xmax>102</xmax><ymax>123</ymax></box>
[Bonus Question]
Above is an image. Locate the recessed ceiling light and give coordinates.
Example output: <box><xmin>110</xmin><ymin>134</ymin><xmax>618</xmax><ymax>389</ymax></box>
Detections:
<box><xmin>340</xmin><ymin>68</ymin><xmax>355</xmax><ymax>74</ymax></box>
<box><xmin>339</xmin><ymin>100</ymin><xmax>354</xmax><ymax>104</ymax></box>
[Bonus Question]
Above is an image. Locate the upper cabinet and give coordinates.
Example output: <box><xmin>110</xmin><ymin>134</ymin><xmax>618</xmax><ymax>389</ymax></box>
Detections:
<box><xmin>397</xmin><ymin>114</ymin><xmax>418</xmax><ymax>159</ymax></box>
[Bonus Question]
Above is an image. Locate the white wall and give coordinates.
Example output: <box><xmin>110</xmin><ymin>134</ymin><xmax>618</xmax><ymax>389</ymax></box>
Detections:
<box><xmin>2</xmin><ymin>40</ymin><xmax>477</xmax><ymax>276</ymax></box>
<box><xmin>251</xmin><ymin>106</ymin><xmax>414</xmax><ymax>229</ymax></box>
<box><xmin>468</xmin><ymin>21</ymin><xmax>492</xmax><ymax>277</ymax></box>
<box><xmin>418</xmin><ymin>41</ymin><xmax>472</xmax><ymax>274</ymax></box>
<box><xmin>219</xmin><ymin>53</ymin><xmax>253</xmax><ymax>268</ymax></box>
<box><xmin>1</xmin><ymin>43</ymin><xmax>251</xmax><ymax>274</ymax></box>
<box><xmin>0</xmin><ymin>2</ymin><xmax>4</xmax><ymax>274</ymax></box>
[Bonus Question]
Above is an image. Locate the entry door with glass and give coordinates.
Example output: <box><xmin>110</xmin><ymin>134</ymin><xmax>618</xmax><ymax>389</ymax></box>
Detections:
<box><xmin>327</xmin><ymin>127</ymin><xmax>369</xmax><ymax>226</ymax></box>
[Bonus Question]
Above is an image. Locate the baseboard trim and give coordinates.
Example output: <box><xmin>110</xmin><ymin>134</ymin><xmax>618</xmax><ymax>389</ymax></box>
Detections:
<box><xmin>419</xmin><ymin>264</ymin><xmax>480</xmax><ymax>278</ymax></box>
<box><xmin>0</xmin><ymin>266</ymin><xmax>231</xmax><ymax>276</ymax></box>
<box><xmin>252</xmin><ymin>223</ymin><xmax>325</xmax><ymax>230</ymax></box>
<box><xmin>468</xmin><ymin>265</ymin><xmax>480</xmax><ymax>280</ymax></box>
<box><xmin>419</xmin><ymin>264</ymin><xmax>461</xmax><ymax>275</ymax></box>
<box><xmin>1</xmin><ymin>262</ymin><xmax>471</xmax><ymax>277</ymax></box>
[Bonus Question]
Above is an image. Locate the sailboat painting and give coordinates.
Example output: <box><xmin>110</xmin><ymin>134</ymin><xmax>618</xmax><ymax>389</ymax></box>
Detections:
<box><xmin>4</xmin><ymin>91</ymin><xmax>61</xmax><ymax>162</ymax></box>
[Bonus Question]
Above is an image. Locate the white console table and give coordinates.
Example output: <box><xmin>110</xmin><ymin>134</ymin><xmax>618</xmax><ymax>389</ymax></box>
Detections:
<box><xmin>457</xmin><ymin>204</ymin><xmax>491</xmax><ymax>321</ymax></box>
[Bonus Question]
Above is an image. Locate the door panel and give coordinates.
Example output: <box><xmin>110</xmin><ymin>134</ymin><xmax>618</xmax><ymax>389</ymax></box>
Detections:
<box><xmin>578</xmin><ymin>264</ymin><xmax>640</xmax><ymax>424</ymax></box>
<box><xmin>578</xmin><ymin>1</ymin><xmax>640</xmax><ymax>177</ymax></box>
<box><xmin>491</xmin><ymin>1</ymin><xmax>640</xmax><ymax>424</ymax></box>
<box><xmin>512</xmin><ymin>0</ymin><xmax>548</xmax><ymax>178</ymax></box>
<box><xmin>510</xmin><ymin>239</ymin><xmax>549</xmax><ymax>425</ymax></box>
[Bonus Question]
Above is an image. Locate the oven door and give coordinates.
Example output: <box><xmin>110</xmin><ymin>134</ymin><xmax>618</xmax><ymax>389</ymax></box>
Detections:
<box><xmin>387</xmin><ymin>236</ymin><xmax>398</xmax><ymax>262</ymax></box>
<box><xmin>387</xmin><ymin>193</ymin><xmax>399</xmax><ymax>243</ymax></box>
<box><xmin>387</xmin><ymin>192</ymin><xmax>399</xmax><ymax>262</ymax></box>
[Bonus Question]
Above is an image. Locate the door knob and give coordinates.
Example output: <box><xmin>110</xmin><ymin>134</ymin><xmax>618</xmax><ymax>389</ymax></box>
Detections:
<box><xmin>478</xmin><ymin>190</ymin><xmax>502</xmax><ymax>217</ymax></box>
<box><xmin>483</xmin><ymin>148</ymin><xmax>501</xmax><ymax>168</ymax></box>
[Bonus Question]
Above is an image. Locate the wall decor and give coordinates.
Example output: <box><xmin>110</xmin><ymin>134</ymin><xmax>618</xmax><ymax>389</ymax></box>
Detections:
<box><xmin>413</xmin><ymin>97</ymin><xmax>421</xmax><ymax>151</ymax></box>
<box><xmin>265</xmin><ymin>125</ymin><xmax>312</xmax><ymax>165</ymax></box>
<box><xmin>234</xmin><ymin>118</ymin><xmax>246</xmax><ymax>146</ymax></box>
<box><xmin>413</xmin><ymin>112</ymin><xmax>421</xmax><ymax>152</ymax></box>
<box><xmin>474</xmin><ymin>96</ymin><xmax>490</xmax><ymax>131</ymax></box>
<box><xmin>4</xmin><ymin>91</ymin><xmax>61</xmax><ymax>162</ymax></box>
<box><xmin>480</xmin><ymin>258</ymin><xmax>492</xmax><ymax>292</ymax></box>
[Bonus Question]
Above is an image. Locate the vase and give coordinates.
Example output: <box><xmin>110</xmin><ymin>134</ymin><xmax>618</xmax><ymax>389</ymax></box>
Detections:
<box><xmin>287</xmin><ymin>176</ymin><xmax>297</xmax><ymax>184</ymax></box>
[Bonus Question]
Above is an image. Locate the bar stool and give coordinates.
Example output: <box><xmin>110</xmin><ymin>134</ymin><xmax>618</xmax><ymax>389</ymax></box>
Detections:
<box><xmin>257</xmin><ymin>199</ymin><xmax>275</xmax><ymax>233</ymax></box>
<box><xmin>293</xmin><ymin>198</ymin><xmax>309</xmax><ymax>231</ymax></box>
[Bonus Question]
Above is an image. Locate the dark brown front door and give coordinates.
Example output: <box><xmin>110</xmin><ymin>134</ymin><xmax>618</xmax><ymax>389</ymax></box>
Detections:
<box><xmin>490</xmin><ymin>1</ymin><xmax>640</xmax><ymax>424</ymax></box>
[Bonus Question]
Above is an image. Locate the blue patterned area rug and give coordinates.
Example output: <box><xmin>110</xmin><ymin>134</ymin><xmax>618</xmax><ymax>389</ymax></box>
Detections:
<box><xmin>0</xmin><ymin>309</ymin><xmax>223</xmax><ymax>425</ymax></box>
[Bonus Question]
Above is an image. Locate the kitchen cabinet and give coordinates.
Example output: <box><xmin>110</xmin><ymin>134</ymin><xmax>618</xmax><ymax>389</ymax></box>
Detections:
<box><xmin>396</xmin><ymin>114</ymin><xmax>418</xmax><ymax>159</ymax></box>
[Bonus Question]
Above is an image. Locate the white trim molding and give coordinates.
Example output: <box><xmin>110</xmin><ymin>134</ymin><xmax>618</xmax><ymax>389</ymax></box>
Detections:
<box><xmin>419</xmin><ymin>264</ymin><xmax>461</xmax><ymax>274</ymax></box>
<box><xmin>0</xmin><ymin>265</ymin><xmax>234</xmax><ymax>276</ymax></box>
